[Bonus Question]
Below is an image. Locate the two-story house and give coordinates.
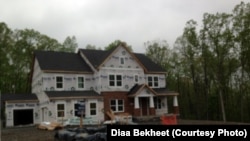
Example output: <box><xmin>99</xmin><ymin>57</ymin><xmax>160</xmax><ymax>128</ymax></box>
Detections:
<box><xmin>2</xmin><ymin>44</ymin><xmax>179</xmax><ymax>127</ymax></box>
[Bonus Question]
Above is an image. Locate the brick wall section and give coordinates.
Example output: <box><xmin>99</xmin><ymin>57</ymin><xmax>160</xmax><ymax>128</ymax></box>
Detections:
<box><xmin>133</xmin><ymin>108</ymin><xmax>140</xmax><ymax>116</ymax></box>
<box><xmin>101</xmin><ymin>91</ymin><xmax>133</xmax><ymax>120</ymax></box>
<box><xmin>173</xmin><ymin>106</ymin><xmax>179</xmax><ymax>115</ymax></box>
<box><xmin>149</xmin><ymin>107</ymin><xmax>155</xmax><ymax>115</ymax></box>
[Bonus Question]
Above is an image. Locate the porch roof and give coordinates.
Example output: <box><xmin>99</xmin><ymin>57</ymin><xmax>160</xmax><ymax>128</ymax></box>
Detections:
<box><xmin>127</xmin><ymin>84</ymin><xmax>157</xmax><ymax>97</ymax></box>
<box><xmin>127</xmin><ymin>84</ymin><xmax>179</xmax><ymax>97</ymax></box>
<box><xmin>45</xmin><ymin>90</ymin><xmax>102</xmax><ymax>100</ymax></box>
<box><xmin>153</xmin><ymin>88</ymin><xmax>179</xmax><ymax>96</ymax></box>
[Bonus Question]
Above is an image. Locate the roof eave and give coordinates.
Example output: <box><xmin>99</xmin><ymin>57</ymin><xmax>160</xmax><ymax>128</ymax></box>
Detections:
<box><xmin>156</xmin><ymin>93</ymin><xmax>179</xmax><ymax>96</ymax></box>
<box><xmin>145</xmin><ymin>71</ymin><xmax>166</xmax><ymax>74</ymax></box>
<box><xmin>42</xmin><ymin>70</ymin><xmax>93</xmax><ymax>74</ymax></box>
<box><xmin>49</xmin><ymin>96</ymin><xmax>103</xmax><ymax>100</ymax></box>
<box><xmin>5</xmin><ymin>100</ymin><xmax>39</xmax><ymax>103</ymax></box>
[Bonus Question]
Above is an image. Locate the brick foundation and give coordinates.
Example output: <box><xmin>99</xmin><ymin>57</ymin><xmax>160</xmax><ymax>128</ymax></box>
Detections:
<box><xmin>149</xmin><ymin>108</ymin><xmax>155</xmax><ymax>115</ymax></box>
<box><xmin>173</xmin><ymin>106</ymin><xmax>179</xmax><ymax>115</ymax></box>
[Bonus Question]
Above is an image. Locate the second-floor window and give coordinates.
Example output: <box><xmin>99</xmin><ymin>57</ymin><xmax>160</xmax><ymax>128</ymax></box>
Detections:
<box><xmin>134</xmin><ymin>74</ymin><xmax>139</xmax><ymax>84</ymax></box>
<box><xmin>56</xmin><ymin>76</ymin><xmax>63</xmax><ymax>89</ymax></box>
<box><xmin>147</xmin><ymin>76</ymin><xmax>159</xmax><ymax>88</ymax></box>
<box><xmin>109</xmin><ymin>74</ymin><xmax>122</xmax><ymax>87</ymax></box>
<box><xmin>110</xmin><ymin>99</ymin><xmax>124</xmax><ymax>112</ymax></box>
<box><xmin>77</xmin><ymin>76</ymin><xmax>84</xmax><ymax>89</ymax></box>
<box><xmin>120</xmin><ymin>57</ymin><xmax>125</xmax><ymax>65</ymax></box>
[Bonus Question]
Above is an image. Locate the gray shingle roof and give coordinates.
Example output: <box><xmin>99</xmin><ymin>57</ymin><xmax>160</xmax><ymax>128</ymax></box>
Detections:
<box><xmin>127</xmin><ymin>84</ymin><xmax>179</xmax><ymax>96</ymax></box>
<box><xmin>1</xmin><ymin>93</ymin><xmax>38</xmax><ymax>101</ymax></box>
<box><xmin>34</xmin><ymin>47</ymin><xmax>165</xmax><ymax>73</ymax></box>
<box><xmin>79</xmin><ymin>49</ymin><xmax>114</xmax><ymax>68</ymax></box>
<box><xmin>127</xmin><ymin>84</ymin><xmax>144</xmax><ymax>95</ymax></box>
<box><xmin>1</xmin><ymin>94</ymin><xmax>38</xmax><ymax>108</ymax></box>
<box><xmin>34</xmin><ymin>51</ymin><xmax>93</xmax><ymax>73</ymax></box>
<box><xmin>134</xmin><ymin>53</ymin><xmax>165</xmax><ymax>72</ymax></box>
<box><xmin>153</xmin><ymin>88</ymin><xmax>179</xmax><ymax>96</ymax></box>
<box><xmin>79</xmin><ymin>48</ymin><xmax>165</xmax><ymax>72</ymax></box>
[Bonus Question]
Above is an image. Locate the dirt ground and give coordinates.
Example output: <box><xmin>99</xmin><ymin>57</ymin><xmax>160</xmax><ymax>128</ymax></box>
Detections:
<box><xmin>1</xmin><ymin>119</ymin><xmax>249</xmax><ymax>141</ymax></box>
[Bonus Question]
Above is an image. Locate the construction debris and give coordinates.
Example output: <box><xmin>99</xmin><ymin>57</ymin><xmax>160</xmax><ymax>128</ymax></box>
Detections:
<box><xmin>37</xmin><ymin>121</ymin><xmax>63</xmax><ymax>130</ymax></box>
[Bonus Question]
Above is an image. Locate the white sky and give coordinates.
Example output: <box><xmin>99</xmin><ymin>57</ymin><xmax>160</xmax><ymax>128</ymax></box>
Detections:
<box><xmin>1</xmin><ymin>0</ymin><xmax>249</xmax><ymax>53</ymax></box>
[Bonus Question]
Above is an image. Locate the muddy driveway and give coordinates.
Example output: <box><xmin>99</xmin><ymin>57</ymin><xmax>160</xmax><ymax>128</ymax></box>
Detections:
<box><xmin>1</xmin><ymin>119</ymin><xmax>249</xmax><ymax>141</ymax></box>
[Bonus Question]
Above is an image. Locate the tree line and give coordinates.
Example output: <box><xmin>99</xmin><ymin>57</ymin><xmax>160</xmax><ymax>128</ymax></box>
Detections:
<box><xmin>145</xmin><ymin>1</ymin><xmax>250</xmax><ymax>122</ymax></box>
<box><xmin>0</xmin><ymin>1</ymin><xmax>249</xmax><ymax>122</ymax></box>
<box><xmin>0</xmin><ymin>23</ymin><xmax>77</xmax><ymax>94</ymax></box>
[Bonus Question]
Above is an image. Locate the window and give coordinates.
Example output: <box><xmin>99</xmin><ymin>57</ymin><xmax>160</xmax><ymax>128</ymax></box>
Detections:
<box><xmin>134</xmin><ymin>74</ymin><xmax>139</xmax><ymax>84</ymax></box>
<box><xmin>109</xmin><ymin>74</ymin><xmax>122</xmax><ymax>87</ymax></box>
<box><xmin>147</xmin><ymin>76</ymin><xmax>159</xmax><ymax>88</ymax></box>
<box><xmin>154</xmin><ymin>97</ymin><xmax>162</xmax><ymax>109</ymax></box>
<box><xmin>89</xmin><ymin>102</ymin><xmax>97</xmax><ymax>116</ymax></box>
<box><xmin>77</xmin><ymin>76</ymin><xmax>84</xmax><ymax>89</ymax></box>
<box><xmin>56</xmin><ymin>76</ymin><xmax>63</xmax><ymax>89</ymax></box>
<box><xmin>120</xmin><ymin>57</ymin><xmax>125</xmax><ymax>65</ymax></box>
<box><xmin>110</xmin><ymin>99</ymin><xmax>124</xmax><ymax>112</ymax></box>
<box><xmin>57</xmin><ymin>103</ymin><xmax>65</xmax><ymax>118</ymax></box>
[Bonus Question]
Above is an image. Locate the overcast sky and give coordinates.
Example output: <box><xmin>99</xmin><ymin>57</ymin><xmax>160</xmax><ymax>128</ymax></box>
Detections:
<box><xmin>1</xmin><ymin>0</ymin><xmax>249</xmax><ymax>53</ymax></box>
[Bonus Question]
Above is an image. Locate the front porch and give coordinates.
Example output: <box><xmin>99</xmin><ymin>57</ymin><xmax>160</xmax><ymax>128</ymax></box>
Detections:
<box><xmin>130</xmin><ymin>95</ymin><xmax>179</xmax><ymax>117</ymax></box>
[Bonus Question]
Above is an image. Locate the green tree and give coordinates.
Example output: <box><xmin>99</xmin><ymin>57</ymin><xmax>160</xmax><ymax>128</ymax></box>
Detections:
<box><xmin>232</xmin><ymin>1</ymin><xmax>250</xmax><ymax>122</ymax></box>
<box><xmin>0</xmin><ymin>22</ymin><xmax>13</xmax><ymax>94</ymax></box>
<box><xmin>62</xmin><ymin>36</ymin><xmax>78</xmax><ymax>52</ymax></box>
<box><xmin>175</xmin><ymin>19</ymin><xmax>205</xmax><ymax>119</ymax></box>
<box><xmin>0</xmin><ymin>22</ymin><xmax>77</xmax><ymax>93</ymax></box>
<box><xmin>105</xmin><ymin>40</ymin><xmax>133</xmax><ymax>51</ymax></box>
<box><xmin>200</xmin><ymin>12</ymin><xmax>236</xmax><ymax>122</ymax></box>
<box><xmin>85</xmin><ymin>44</ymin><xmax>102</xmax><ymax>50</ymax></box>
<box><xmin>144</xmin><ymin>40</ymin><xmax>171</xmax><ymax>70</ymax></box>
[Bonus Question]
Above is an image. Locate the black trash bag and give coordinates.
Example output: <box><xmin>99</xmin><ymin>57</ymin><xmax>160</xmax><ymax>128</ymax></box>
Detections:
<box><xmin>85</xmin><ymin>126</ymin><xmax>107</xmax><ymax>134</ymax></box>
<box><xmin>74</xmin><ymin>132</ymin><xmax>107</xmax><ymax>141</ymax></box>
<box><xmin>55</xmin><ymin>129</ymin><xmax>76</xmax><ymax>141</ymax></box>
<box><xmin>55</xmin><ymin>128</ymin><xmax>89</xmax><ymax>141</ymax></box>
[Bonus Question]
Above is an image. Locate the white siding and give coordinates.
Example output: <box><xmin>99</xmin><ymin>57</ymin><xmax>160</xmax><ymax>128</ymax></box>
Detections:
<box><xmin>45</xmin><ymin>99</ymin><xmax>104</xmax><ymax>124</ymax></box>
<box><xmin>95</xmin><ymin>46</ymin><xmax>167</xmax><ymax>91</ymax></box>
<box><xmin>5</xmin><ymin>102</ymin><xmax>39</xmax><ymax>127</ymax></box>
<box><xmin>31</xmin><ymin>59</ymin><xmax>43</xmax><ymax>94</ymax></box>
<box><xmin>42</xmin><ymin>73</ymin><xmax>95</xmax><ymax>91</ymax></box>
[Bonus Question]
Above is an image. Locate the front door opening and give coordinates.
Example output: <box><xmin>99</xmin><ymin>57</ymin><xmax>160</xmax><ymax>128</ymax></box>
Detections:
<box><xmin>139</xmin><ymin>97</ymin><xmax>149</xmax><ymax>116</ymax></box>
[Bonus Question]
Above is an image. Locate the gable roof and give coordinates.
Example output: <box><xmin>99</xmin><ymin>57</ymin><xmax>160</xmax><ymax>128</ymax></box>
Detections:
<box><xmin>79</xmin><ymin>48</ymin><xmax>114</xmax><ymax>69</ymax></box>
<box><xmin>128</xmin><ymin>84</ymin><xmax>157</xmax><ymax>97</ymax></box>
<box><xmin>34</xmin><ymin>50</ymin><xmax>93</xmax><ymax>73</ymax></box>
<box><xmin>128</xmin><ymin>84</ymin><xmax>179</xmax><ymax>97</ymax></box>
<box><xmin>79</xmin><ymin>45</ymin><xmax>165</xmax><ymax>73</ymax></box>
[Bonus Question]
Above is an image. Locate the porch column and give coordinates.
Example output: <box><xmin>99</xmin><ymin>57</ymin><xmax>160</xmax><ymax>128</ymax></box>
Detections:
<box><xmin>134</xmin><ymin>96</ymin><xmax>139</xmax><ymax>108</ymax></box>
<box><xmin>149</xmin><ymin>96</ymin><xmax>154</xmax><ymax>108</ymax></box>
<box><xmin>149</xmin><ymin>96</ymin><xmax>155</xmax><ymax>115</ymax></box>
<box><xmin>133</xmin><ymin>96</ymin><xmax>140</xmax><ymax>116</ymax></box>
<box><xmin>173</xmin><ymin>95</ymin><xmax>179</xmax><ymax>115</ymax></box>
<box><xmin>165</xmin><ymin>97</ymin><xmax>168</xmax><ymax>113</ymax></box>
